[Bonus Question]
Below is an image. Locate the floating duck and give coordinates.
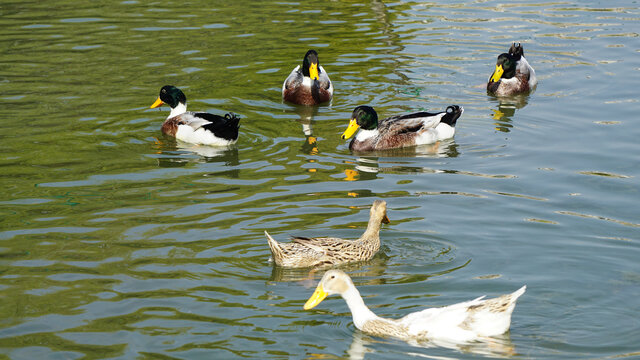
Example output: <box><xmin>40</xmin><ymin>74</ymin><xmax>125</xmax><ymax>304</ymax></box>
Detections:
<box><xmin>150</xmin><ymin>85</ymin><xmax>240</xmax><ymax>146</ymax></box>
<box><xmin>282</xmin><ymin>50</ymin><xmax>333</xmax><ymax>105</ymax></box>
<box><xmin>341</xmin><ymin>105</ymin><xmax>463</xmax><ymax>152</ymax></box>
<box><xmin>487</xmin><ymin>43</ymin><xmax>537</xmax><ymax>96</ymax></box>
<box><xmin>305</xmin><ymin>270</ymin><xmax>526</xmax><ymax>343</ymax></box>
<box><xmin>264</xmin><ymin>200</ymin><xmax>389</xmax><ymax>268</ymax></box>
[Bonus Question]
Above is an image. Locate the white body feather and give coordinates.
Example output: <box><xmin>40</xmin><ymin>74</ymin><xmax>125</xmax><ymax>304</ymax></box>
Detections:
<box><xmin>167</xmin><ymin>103</ymin><xmax>237</xmax><ymax>146</ymax></box>
<box><xmin>175</xmin><ymin>124</ymin><xmax>236</xmax><ymax>146</ymax></box>
<box><xmin>317</xmin><ymin>270</ymin><xmax>525</xmax><ymax>344</ymax></box>
<box><xmin>518</xmin><ymin>56</ymin><xmax>537</xmax><ymax>87</ymax></box>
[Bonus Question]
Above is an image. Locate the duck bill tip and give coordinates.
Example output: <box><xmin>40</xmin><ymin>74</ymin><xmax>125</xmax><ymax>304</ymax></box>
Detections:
<box><xmin>303</xmin><ymin>285</ymin><xmax>328</xmax><ymax>310</ymax></box>
<box><xmin>150</xmin><ymin>97</ymin><xmax>164</xmax><ymax>109</ymax></box>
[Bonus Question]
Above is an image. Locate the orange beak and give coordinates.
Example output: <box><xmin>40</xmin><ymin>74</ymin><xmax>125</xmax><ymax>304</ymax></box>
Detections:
<box><xmin>150</xmin><ymin>97</ymin><xmax>164</xmax><ymax>109</ymax></box>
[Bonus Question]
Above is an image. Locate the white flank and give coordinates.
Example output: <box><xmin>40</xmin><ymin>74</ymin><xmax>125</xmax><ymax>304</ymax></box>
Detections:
<box><xmin>415</xmin><ymin>129</ymin><xmax>439</xmax><ymax>145</ymax></box>
<box><xmin>175</xmin><ymin>125</ymin><xmax>236</xmax><ymax>146</ymax></box>
<box><xmin>319</xmin><ymin>65</ymin><xmax>334</xmax><ymax>95</ymax></box>
<box><xmin>282</xmin><ymin>65</ymin><xmax>300</xmax><ymax>93</ymax></box>
<box><xmin>520</xmin><ymin>56</ymin><xmax>537</xmax><ymax>87</ymax></box>
<box><xmin>435</xmin><ymin>123</ymin><xmax>455</xmax><ymax>140</ymax></box>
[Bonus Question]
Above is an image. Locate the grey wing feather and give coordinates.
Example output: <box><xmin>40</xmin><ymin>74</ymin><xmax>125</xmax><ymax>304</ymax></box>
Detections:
<box><xmin>318</xmin><ymin>65</ymin><xmax>332</xmax><ymax>90</ymax></box>
<box><xmin>283</xmin><ymin>65</ymin><xmax>302</xmax><ymax>91</ymax></box>
<box><xmin>177</xmin><ymin>112</ymin><xmax>213</xmax><ymax>131</ymax></box>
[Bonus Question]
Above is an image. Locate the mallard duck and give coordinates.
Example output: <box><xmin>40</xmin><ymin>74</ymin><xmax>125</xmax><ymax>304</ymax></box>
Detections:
<box><xmin>282</xmin><ymin>50</ymin><xmax>333</xmax><ymax>105</ymax></box>
<box><xmin>150</xmin><ymin>85</ymin><xmax>240</xmax><ymax>146</ymax></box>
<box><xmin>487</xmin><ymin>43</ymin><xmax>537</xmax><ymax>96</ymax></box>
<box><xmin>264</xmin><ymin>200</ymin><xmax>390</xmax><ymax>268</ymax></box>
<box><xmin>304</xmin><ymin>270</ymin><xmax>526</xmax><ymax>343</ymax></box>
<box><xmin>341</xmin><ymin>105</ymin><xmax>463</xmax><ymax>152</ymax></box>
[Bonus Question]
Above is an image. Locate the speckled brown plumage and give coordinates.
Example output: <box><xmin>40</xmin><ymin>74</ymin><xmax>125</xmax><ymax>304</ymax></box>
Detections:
<box><xmin>283</xmin><ymin>82</ymin><xmax>332</xmax><ymax>106</ymax></box>
<box><xmin>361</xmin><ymin>319</ymin><xmax>411</xmax><ymax>338</ymax></box>
<box><xmin>487</xmin><ymin>74</ymin><xmax>531</xmax><ymax>96</ymax></box>
<box><xmin>265</xmin><ymin>200</ymin><xmax>389</xmax><ymax>268</ymax></box>
<box><xmin>346</xmin><ymin>106</ymin><xmax>463</xmax><ymax>152</ymax></box>
<box><xmin>161</xmin><ymin>117</ymin><xmax>182</xmax><ymax>137</ymax></box>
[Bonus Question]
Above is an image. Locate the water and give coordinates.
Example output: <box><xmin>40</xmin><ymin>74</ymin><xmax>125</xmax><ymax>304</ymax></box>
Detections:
<box><xmin>1</xmin><ymin>1</ymin><xmax>639</xmax><ymax>359</ymax></box>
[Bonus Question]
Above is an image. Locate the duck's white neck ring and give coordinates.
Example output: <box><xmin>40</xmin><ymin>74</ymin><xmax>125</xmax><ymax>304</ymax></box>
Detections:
<box><xmin>168</xmin><ymin>102</ymin><xmax>187</xmax><ymax>118</ymax></box>
<box><xmin>355</xmin><ymin>129</ymin><xmax>379</xmax><ymax>142</ymax></box>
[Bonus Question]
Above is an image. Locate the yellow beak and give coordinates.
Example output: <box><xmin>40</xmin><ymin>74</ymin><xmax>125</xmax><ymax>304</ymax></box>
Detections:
<box><xmin>309</xmin><ymin>63</ymin><xmax>319</xmax><ymax>81</ymax></box>
<box><xmin>382</xmin><ymin>214</ymin><xmax>390</xmax><ymax>224</ymax></box>
<box><xmin>341</xmin><ymin>118</ymin><xmax>360</xmax><ymax>140</ymax></box>
<box><xmin>490</xmin><ymin>64</ymin><xmax>504</xmax><ymax>83</ymax></box>
<box><xmin>304</xmin><ymin>284</ymin><xmax>329</xmax><ymax>310</ymax></box>
<box><xmin>150</xmin><ymin>97</ymin><xmax>164</xmax><ymax>109</ymax></box>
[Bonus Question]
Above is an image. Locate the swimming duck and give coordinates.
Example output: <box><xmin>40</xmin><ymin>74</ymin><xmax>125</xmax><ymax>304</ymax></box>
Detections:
<box><xmin>341</xmin><ymin>105</ymin><xmax>463</xmax><ymax>152</ymax></box>
<box><xmin>282</xmin><ymin>50</ymin><xmax>333</xmax><ymax>105</ymax></box>
<box><xmin>150</xmin><ymin>85</ymin><xmax>240</xmax><ymax>146</ymax></box>
<box><xmin>264</xmin><ymin>200</ymin><xmax>390</xmax><ymax>268</ymax></box>
<box><xmin>304</xmin><ymin>270</ymin><xmax>526</xmax><ymax>343</ymax></box>
<box><xmin>487</xmin><ymin>43</ymin><xmax>537</xmax><ymax>96</ymax></box>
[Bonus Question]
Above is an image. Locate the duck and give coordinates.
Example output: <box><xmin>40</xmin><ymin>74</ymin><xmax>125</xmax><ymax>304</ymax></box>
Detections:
<box><xmin>341</xmin><ymin>105</ymin><xmax>463</xmax><ymax>152</ymax></box>
<box><xmin>150</xmin><ymin>85</ymin><xmax>240</xmax><ymax>146</ymax></box>
<box><xmin>304</xmin><ymin>270</ymin><xmax>526</xmax><ymax>343</ymax></box>
<box><xmin>487</xmin><ymin>43</ymin><xmax>537</xmax><ymax>96</ymax></box>
<box><xmin>282</xmin><ymin>50</ymin><xmax>333</xmax><ymax>105</ymax></box>
<box><xmin>264</xmin><ymin>200</ymin><xmax>390</xmax><ymax>268</ymax></box>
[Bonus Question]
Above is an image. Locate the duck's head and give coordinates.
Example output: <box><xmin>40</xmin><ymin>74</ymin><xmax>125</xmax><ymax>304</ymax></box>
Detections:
<box><xmin>341</xmin><ymin>106</ymin><xmax>378</xmax><ymax>140</ymax></box>
<box><xmin>371</xmin><ymin>200</ymin><xmax>390</xmax><ymax>224</ymax></box>
<box><xmin>301</xmin><ymin>50</ymin><xmax>320</xmax><ymax>81</ymax></box>
<box><xmin>304</xmin><ymin>270</ymin><xmax>353</xmax><ymax>310</ymax></box>
<box><xmin>440</xmin><ymin>105</ymin><xmax>464</xmax><ymax>127</ymax></box>
<box><xmin>489</xmin><ymin>53</ymin><xmax>518</xmax><ymax>83</ymax></box>
<box><xmin>150</xmin><ymin>85</ymin><xmax>187</xmax><ymax>109</ymax></box>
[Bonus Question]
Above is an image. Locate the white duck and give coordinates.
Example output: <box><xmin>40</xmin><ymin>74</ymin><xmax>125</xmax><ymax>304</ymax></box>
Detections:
<box><xmin>304</xmin><ymin>270</ymin><xmax>526</xmax><ymax>343</ymax></box>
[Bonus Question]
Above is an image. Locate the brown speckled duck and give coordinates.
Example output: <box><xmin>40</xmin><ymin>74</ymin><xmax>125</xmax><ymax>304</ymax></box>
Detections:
<box><xmin>305</xmin><ymin>270</ymin><xmax>526</xmax><ymax>343</ymax></box>
<box><xmin>150</xmin><ymin>85</ymin><xmax>240</xmax><ymax>145</ymax></box>
<box><xmin>264</xmin><ymin>200</ymin><xmax>389</xmax><ymax>268</ymax></box>
<box><xmin>341</xmin><ymin>105</ymin><xmax>463</xmax><ymax>152</ymax></box>
<box><xmin>487</xmin><ymin>43</ymin><xmax>537</xmax><ymax>96</ymax></box>
<box><xmin>282</xmin><ymin>50</ymin><xmax>333</xmax><ymax>105</ymax></box>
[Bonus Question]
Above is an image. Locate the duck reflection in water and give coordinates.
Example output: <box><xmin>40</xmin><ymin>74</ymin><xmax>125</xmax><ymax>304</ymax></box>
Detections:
<box><xmin>269</xmin><ymin>255</ymin><xmax>390</xmax><ymax>284</ymax></box>
<box><xmin>290</xmin><ymin>103</ymin><xmax>320</xmax><ymax>156</ymax></box>
<box><xmin>490</xmin><ymin>93</ymin><xmax>530</xmax><ymax>133</ymax></box>
<box><xmin>346</xmin><ymin>329</ymin><xmax>517</xmax><ymax>360</ymax></box>
<box><xmin>153</xmin><ymin>137</ymin><xmax>240</xmax><ymax>168</ymax></box>
<box><xmin>342</xmin><ymin>142</ymin><xmax>460</xmax><ymax>182</ymax></box>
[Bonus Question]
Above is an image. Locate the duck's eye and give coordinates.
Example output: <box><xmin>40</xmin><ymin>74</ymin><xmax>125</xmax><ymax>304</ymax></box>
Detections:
<box><xmin>447</xmin><ymin>107</ymin><xmax>453</xmax><ymax>114</ymax></box>
<box><xmin>330</xmin><ymin>275</ymin><xmax>335</xmax><ymax>279</ymax></box>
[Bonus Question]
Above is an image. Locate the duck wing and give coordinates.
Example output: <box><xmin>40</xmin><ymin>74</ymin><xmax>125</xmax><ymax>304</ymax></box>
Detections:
<box><xmin>193</xmin><ymin>112</ymin><xmax>240</xmax><ymax>141</ymax></box>
<box><xmin>283</xmin><ymin>65</ymin><xmax>303</xmax><ymax>91</ymax></box>
<box><xmin>398</xmin><ymin>296</ymin><xmax>486</xmax><ymax>341</ymax></box>
<box><xmin>317</xmin><ymin>65</ymin><xmax>332</xmax><ymax>91</ymax></box>
<box><xmin>291</xmin><ymin>236</ymin><xmax>349</xmax><ymax>253</ymax></box>
<box><xmin>369</xmin><ymin>112</ymin><xmax>445</xmax><ymax>149</ymax></box>
<box><xmin>381</xmin><ymin>112</ymin><xmax>445</xmax><ymax>133</ymax></box>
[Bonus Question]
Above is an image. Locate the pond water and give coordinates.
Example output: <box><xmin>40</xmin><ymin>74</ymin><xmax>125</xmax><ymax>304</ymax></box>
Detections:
<box><xmin>1</xmin><ymin>1</ymin><xmax>639</xmax><ymax>359</ymax></box>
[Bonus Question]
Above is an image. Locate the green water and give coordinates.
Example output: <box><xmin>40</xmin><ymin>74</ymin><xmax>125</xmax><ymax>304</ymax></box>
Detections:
<box><xmin>1</xmin><ymin>1</ymin><xmax>639</xmax><ymax>359</ymax></box>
